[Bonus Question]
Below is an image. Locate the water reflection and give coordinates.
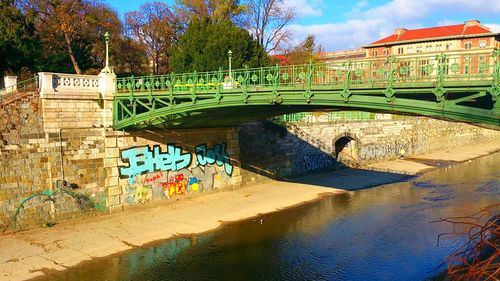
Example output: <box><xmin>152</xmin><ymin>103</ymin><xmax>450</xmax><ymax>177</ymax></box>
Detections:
<box><xmin>37</xmin><ymin>153</ymin><xmax>500</xmax><ymax>281</ymax></box>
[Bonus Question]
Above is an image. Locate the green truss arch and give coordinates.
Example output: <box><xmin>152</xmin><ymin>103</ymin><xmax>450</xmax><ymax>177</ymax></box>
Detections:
<box><xmin>114</xmin><ymin>51</ymin><xmax>500</xmax><ymax>129</ymax></box>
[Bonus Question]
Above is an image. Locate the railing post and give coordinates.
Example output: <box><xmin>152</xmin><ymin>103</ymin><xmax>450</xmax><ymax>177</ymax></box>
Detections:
<box><xmin>241</xmin><ymin>65</ymin><xmax>250</xmax><ymax>103</ymax></box>
<box><xmin>341</xmin><ymin>61</ymin><xmax>352</xmax><ymax>102</ymax></box>
<box><xmin>384</xmin><ymin>56</ymin><xmax>396</xmax><ymax>102</ymax></box>
<box><xmin>215</xmin><ymin>67</ymin><xmax>223</xmax><ymax>103</ymax></box>
<box><xmin>98</xmin><ymin>70</ymin><xmax>116</xmax><ymax>128</ymax></box>
<box><xmin>433</xmin><ymin>53</ymin><xmax>447</xmax><ymax>103</ymax></box>
<box><xmin>3</xmin><ymin>76</ymin><xmax>17</xmax><ymax>93</ymax></box>
<box><xmin>168</xmin><ymin>73</ymin><xmax>176</xmax><ymax>106</ymax></box>
<box><xmin>490</xmin><ymin>49</ymin><xmax>500</xmax><ymax>115</ymax></box>
<box><xmin>190</xmin><ymin>71</ymin><xmax>198</xmax><ymax>104</ymax></box>
<box><xmin>268</xmin><ymin>64</ymin><xmax>282</xmax><ymax>104</ymax></box>
<box><xmin>304</xmin><ymin>61</ymin><xmax>314</xmax><ymax>103</ymax></box>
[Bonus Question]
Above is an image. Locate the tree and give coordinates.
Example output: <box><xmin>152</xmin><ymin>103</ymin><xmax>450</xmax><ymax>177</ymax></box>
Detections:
<box><xmin>125</xmin><ymin>2</ymin><xmax>179</xmax><ymax>74</ymax></box>
<box><xmin>175</xmin><ymin>0</ymin><xmax>247</xmax><ymax>25</ymax></box>
<box><xmin>247</xmin><ymin>0</ymin><xmax>295</xmax><ymax>52</ymax></box>
<box><xmin>281</xmin><ymin>35</ymin><xmax>318</xmax><ymax>65</ymax></box>
<box><xmin>0</xmin><ymin>0</ymin><xmax>39</xmax><ymax>76</ymax></box>
<box><xmin>170</xmin><ymin>18</ymin><xmax>268</xmax><ymax>73</ymax></box>
<box><xmin>112</xmin><ymin>33</ymin><xmax>149</xmax><ymax>76</ymax></box>
<box><xmin>19</xmin><ymin>0</ymin><xmax>122</xmax><ymax>74</ymax></box>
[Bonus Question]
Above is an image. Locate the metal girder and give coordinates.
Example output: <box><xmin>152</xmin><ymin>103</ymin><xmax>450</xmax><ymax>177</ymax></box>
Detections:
<box><xmin>114</xmin><ymin>50</ymin><xmax>500</xmax><ymax>129</ymax></box>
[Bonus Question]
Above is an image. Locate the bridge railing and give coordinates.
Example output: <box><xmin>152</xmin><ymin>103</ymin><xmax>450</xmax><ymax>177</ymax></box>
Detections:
<box><xmin>116</xmin><ymin>50</ymin><xmax>498</xmax><ymax>96</ymax></box>
<box><xmin>0</xmin><ymin>75</ymin><xmax>39</xmax><ymax>102</ymax></box>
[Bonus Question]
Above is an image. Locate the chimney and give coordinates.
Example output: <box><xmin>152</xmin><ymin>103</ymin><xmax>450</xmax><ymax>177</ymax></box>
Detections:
<box><xmin>465</xmin><ymin>20</ymin><xmax>480</xmax><ymax>27</ymax></box>
<box><xmin>394</xmin><ymin>28</ymin><xmax>407</xmax><ymax>38</ymax></box>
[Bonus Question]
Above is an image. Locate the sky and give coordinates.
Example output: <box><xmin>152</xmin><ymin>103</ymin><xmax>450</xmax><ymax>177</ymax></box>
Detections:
<box><xmin>104</xmin><ymin>0</ymin><xmax>500</xmax><ymax>52</ymax></box>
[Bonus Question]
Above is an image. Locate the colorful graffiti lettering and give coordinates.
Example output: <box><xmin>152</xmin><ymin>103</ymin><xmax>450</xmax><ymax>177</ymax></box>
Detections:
<box><xmin>135</xmin><ymin>186</ymin><xmax>152</xmax><ymax>203</ymax></box>
<box><xmin>123</xmin><ymin>184</ymin><xmax>152</xmax><ymax>204</ymax></box>
<box><xmin>145</xmin><ymin>172</ymin><xmax>164</xmax><ymax>184</ymax></box>
<box><xmin>160</xmin><ymin>174</ymin><xmax>187</xmax><ymax>198</ymax></box>
<box><xmin>195</xmin><ymin>143</ymin><xmax>233</xmax><ymax>176</ymax></box>
<box><xmin>119</xmin><ymin>144</ymin><xmax>192</xmax><ymax>179</ymax></box>
<box><xmin>119</xmin><ymin>143</ymin><xmax>234</xmax><ymax>204</ymax></box>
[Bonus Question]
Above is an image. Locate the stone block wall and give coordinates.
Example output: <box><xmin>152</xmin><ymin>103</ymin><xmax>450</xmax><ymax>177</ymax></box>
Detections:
<box><xmin>42</xmin><ymin>98</ymin><xmax>109</xmax><ymax>131</ymax></box>
<box><xmin>239</xmin><ymin>122</ymin><xmax>336</xmax><ymax>186</ymax></box>
<box><xmin>239</xmin><ymin>118</ymin><xmax>500</xmax><ymax>182</ymax></box>
<box><xmin>0</xmin><ymin>128</ymin><xmax>108</xmax><ymax>231</ymax></box>
<box><xmin>0</xmin><ymin>93</ymin><xmax>43</xmax><ymax>145</ymax></box>
<box><xmin>103</xmin><ymin>128</ymin><xmax>242</xmax><ymax>211</ymax></box>
<box><xmin>0</xmin><ymin>124</ymin><xmax>242</xmax><ymax>231</ymax></box>
<box><xmin>0</xmin><ymin>73</ymin><xmax>240</xmax><ymax>231</ymax></box>
<box><xmin>288</xmin><ymin>117</ymin><xmax>500</xmax><ymax>163</ymax></box>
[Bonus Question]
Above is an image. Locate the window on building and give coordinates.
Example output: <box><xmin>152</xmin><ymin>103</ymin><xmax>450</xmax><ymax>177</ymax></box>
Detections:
<box><xmin>416</xmin><ymin>46</ymin><xmax>422</xmax><ymax>53</ymax></box>
<box><xmin>436</xmin><ymin>44</ymin><xmax>442</xmax><ymax>51</ymax></box>
<box><xmin>407</xmin><ymin>46</ymin><xmax>413</xmax><ymax>53</ymax></box>
<box><xmin>464</xmin><ymin>42</ymin><xmax>472</xmax><ymax>49</ymax></box>
<box><xmin>419</xmin><ymin>60</ymin><xmax>429</xmax><ymax>77</ymax></box>
<box><xmin>372</xmin><ymin>50</ymin><xmax>378</xmax><ymax>57</ymax></box>
<box><xmin>398</xmin><ymin>47</ymin><xmax>404</xmax><ymax>54</ymax></box>
<box><xmin>426</xmin><ymin>45</ymin><xmax>432</xmax><ymax>52</ymax></box>
<box><xmin>479</xmin><ymin>56</ymin><xmax>487</xmax><ymax>74</ymax></box>
<box><xmin>479</xmin><ymin>41</ymin><xmax>486</xmax><ymax>48</ymax></box>
<box><xmin>446</xmin><ymin>43</ymin><xmax>452</xmax><ymax>50</ymax></box>
<box><xmin>464</xmin><ymin>57</ymin><xmax>471</xmax><ymax>74</ymax></box>
<box><xmin>383</xmin><ymin>49</ymin><xmax>388</xmax><ymax>55</ymax></box>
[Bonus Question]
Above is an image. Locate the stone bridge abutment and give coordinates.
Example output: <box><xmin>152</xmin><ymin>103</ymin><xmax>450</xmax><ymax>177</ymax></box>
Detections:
<box><xmin>1</xmin><ymin>72</ymin><xmax>500</xmax><ymax>231</ymax></box>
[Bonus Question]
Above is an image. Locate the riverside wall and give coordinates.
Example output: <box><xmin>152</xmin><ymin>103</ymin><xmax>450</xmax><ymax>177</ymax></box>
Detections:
<box><xmin>239</xmin><ymin>117</ymin><xmax>500</xmax><ymax>184</ymax></box>
<box><xmin>1</xmin><ymin>72</ymin><xmax>499</xmax><ymax>231</ymax></box>
<box><xmin>0</xmin><ymin>73</ymin><xmax>242</xmax><ymax>232</ymax></box>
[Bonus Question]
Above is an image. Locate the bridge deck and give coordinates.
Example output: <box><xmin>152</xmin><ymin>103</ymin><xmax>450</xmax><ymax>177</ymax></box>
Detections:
<box><xmin>112</xmin><ymin>51</ymin><xmax>499</xmax><ymax>128</ymax></box>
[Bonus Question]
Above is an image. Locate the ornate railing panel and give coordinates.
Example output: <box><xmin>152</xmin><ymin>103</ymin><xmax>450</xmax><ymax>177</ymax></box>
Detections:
<box><xmin>114</xmin><ymin>50</ymin><xmax>500</xmax><ymax>129</ymax></box>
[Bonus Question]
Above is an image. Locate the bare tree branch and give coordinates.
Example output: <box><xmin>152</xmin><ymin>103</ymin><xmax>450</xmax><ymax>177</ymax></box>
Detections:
<box><xmin>247</xmin><ymin>0</ymin><xmax>295</xmax><ymax>53</ymax></box>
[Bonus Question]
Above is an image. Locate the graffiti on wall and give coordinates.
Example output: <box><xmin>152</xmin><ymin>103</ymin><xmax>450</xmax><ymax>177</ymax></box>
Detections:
<box><xmin>195</xmin><ymin>143</ymin><xmax>233</xmax><ymax>176</ymax></box>
<box><xmin>119</xmin><ymin>144</ymin><xmax>192</xmax><ymax>182</ymax></box>
<box><xmin>119</xmin><ymin>143</ymin><xmax>233</xmax><ymax>204</ymax></box>
<box><xmin>360</xmin><ymin>143</ymin><xmax>408</xmax><ymax>160</ymax></box>
<box><xmin>303</xmin><ymin>153</ymin><xmax>335</xmax><ymax>172</ymax></box>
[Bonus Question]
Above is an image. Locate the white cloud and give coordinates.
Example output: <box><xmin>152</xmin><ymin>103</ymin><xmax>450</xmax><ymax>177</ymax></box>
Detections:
<box><xmin>485</xmin><ymin>23</ymin><xmax>500</xmax><ymax>32</ymax></box>
<box><xmin>288</xmin><ymin>19</ymin><xmax>386</xmax><ymax>50</ymax></box>
<box><xmin>284</xmin><ymin>0</ymin><xmax>326</xmax><ymax>17</ymax></box>
<box><xmin>287</xmin><ymin>0</ymin><xmax>500</xmax><ymax>51</ymax></box>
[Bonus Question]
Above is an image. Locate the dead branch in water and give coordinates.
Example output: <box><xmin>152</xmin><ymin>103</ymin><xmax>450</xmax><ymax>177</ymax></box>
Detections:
<box><xmin>431</xmin><ymin>203</ymin><xmax>499</xmax><ymax>281</ymax></box>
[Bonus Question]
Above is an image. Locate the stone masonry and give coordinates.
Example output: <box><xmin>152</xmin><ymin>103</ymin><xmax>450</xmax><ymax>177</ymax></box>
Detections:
<box><xmin>0</xmin><ymin>72</ymin><xmax>242</xmax><ymax>232</ymax></box>
<box><xmin>239</xmin><ymin>117</ymin><xmax>500</xmax><ymax>184</ymax></box>
<box><xmin>1</xmin><ymin>71</ymin><xmax>499</xmax><ymax>231</ymax></box>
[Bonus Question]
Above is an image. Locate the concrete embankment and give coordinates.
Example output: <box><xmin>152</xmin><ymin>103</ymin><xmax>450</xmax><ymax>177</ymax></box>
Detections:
<box><xmin>0</xmin><ymin>140</ymin><xmax>499</xmax><ymax>281</ymax></box>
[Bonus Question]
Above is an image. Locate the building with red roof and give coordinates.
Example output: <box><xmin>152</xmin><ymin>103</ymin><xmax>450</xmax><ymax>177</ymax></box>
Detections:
<box><xmin>363</xmin><ymin>20</ymin><xmax>499</xmax><ymax>58</ymax></box>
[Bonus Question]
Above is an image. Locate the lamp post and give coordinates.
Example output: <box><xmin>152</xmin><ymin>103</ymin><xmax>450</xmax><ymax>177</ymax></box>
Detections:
<box><xmin>101</xmin><ymin>31</ymin><xmax>112</xmax><ymax>73</ymax></box>
<box><xmin>228</xmin><ymin>49</ymin><xmax>232</xmax><ymax>84</ymax></box>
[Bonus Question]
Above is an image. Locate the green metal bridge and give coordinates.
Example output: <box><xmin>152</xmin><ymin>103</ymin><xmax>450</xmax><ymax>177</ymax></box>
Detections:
<box><xmin>113</xmin><ymin>50</ymin><xmax>500</xmax><ymax>129</ymax></box>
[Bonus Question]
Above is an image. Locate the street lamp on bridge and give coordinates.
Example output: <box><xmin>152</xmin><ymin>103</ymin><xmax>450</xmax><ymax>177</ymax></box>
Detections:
<box><xmin>101</xmin><ymin>31</ymin><xmax>112</xmax><ymax>73</ymax></box>
<box><xmin>228</xmin><ymin>49</ymin><xmax>232</xmax><ymax>84</ymax></box>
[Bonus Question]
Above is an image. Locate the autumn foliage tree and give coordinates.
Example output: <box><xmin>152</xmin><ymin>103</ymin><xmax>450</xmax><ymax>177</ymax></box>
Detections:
<box><xmin>2</xmin><ymin>0</ymin><xmax>297</xmax><ymax>79</ymax></box>
<box><xmin>18</xmin><ymin>0</ymin><xmax>122</xmax><ymax>74</ymax></box>
<box><xmin>282</xmin><ymin>35</ymin><xmax>319</xmax><ymax>65</ymax></box>
<box><xmin>175</xmin><ymin>0</ymin><xmax>247</xmax><ymax>25</ymax></box>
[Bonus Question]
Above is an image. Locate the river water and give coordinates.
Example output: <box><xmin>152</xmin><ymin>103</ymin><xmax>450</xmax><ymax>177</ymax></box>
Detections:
<box><xmin>38</xmin><ymin>153</ymin><xmax>500</xmax><ymax>281</ymax></box>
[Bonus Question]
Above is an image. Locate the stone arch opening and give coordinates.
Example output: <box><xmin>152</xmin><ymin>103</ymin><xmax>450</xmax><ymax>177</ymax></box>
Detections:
<box><xmin>334</xmin><ymin>134</ymin><xmax>359</xmax><ymax>167</ymax></box>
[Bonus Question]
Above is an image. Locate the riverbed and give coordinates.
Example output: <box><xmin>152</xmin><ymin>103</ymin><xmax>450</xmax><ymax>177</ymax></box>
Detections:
<box><xmin>35</xmin><ymin>152</ymin><xmax>500</xmax><ymax>281</ymax></box>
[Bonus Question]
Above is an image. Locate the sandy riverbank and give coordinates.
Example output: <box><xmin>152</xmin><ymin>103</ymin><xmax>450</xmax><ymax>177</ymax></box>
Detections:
<box><xmin>1</xmin><ymin>140</ymin><xmax>499</xmax><ymax>281</ymax></box>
